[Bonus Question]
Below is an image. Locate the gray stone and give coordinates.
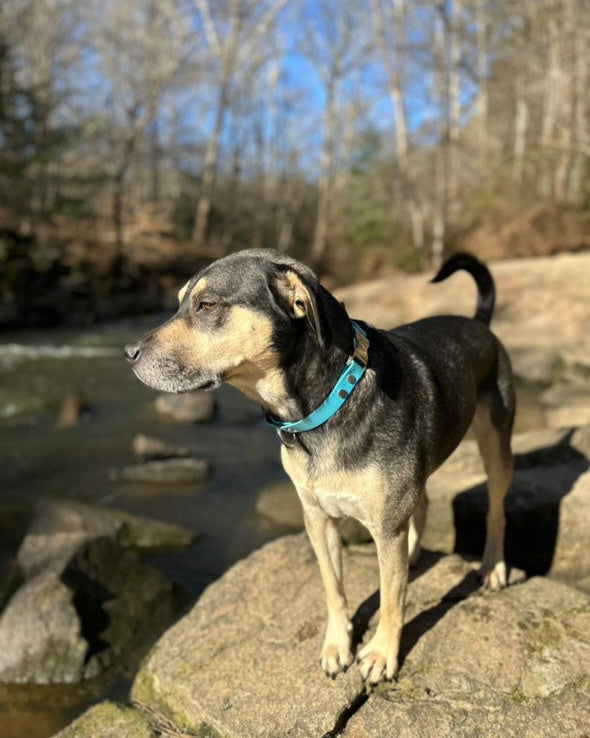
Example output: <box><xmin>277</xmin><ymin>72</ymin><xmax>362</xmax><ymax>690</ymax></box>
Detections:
<box><xmin>130</xmin><ymin>534</ymin><xmax>589</xmax><ymax>738</ymax></box>
<box><xmin>154</xmin><ymin>391</ymin><xmax>217</xmax><ymax>423</ymax></box>
<box><xmin>541</xmin><ymin>376</ymin><xmax>590</xmax><ymax>428</ymax></box>
<box><xmin>21</xmin><ymin>498</ymin><xmax>197</xmax><ymax>562</ymax></box>
<box><xmin>255</xmin><ymin>481</ymin><xmax>304</xmax><ymax>528</ymax></box>
<box><xmin>120</xmin><ymin>458</ymin><xmax>211</xmax><ymax>484</ymax></box>
<box><xmin>132</xmin><ymin>433</ymin><xmax>189</xmax><ymax>461</ymax></box>
<box><xmin>55</xmin><ymin>701</ymin><xmax>156</xmax><ymax>738</ymax></box>
<box><xmin>0</xmin><ymin>498</ymin><xmax>193</xmax><ymax>685</ymax></box>
<box><xmin>343</xmin><ymin>577</ymin><xmax>590</xmax><ymax>737</ymax></box>
<box><xmin>0</xmin><ymin>536</ymin><xmax>176</xmax><ymax>684</ymax></box>
<box><xmin>132</xmin><ymin>534</ymin><xmax>369</xmax><ymax>738</ymax></box>
<box><xmin>340</xmin><ymin>517</ymin><xmax>373</xmax><ymax>544</ymax></box>
<box><xmin>423</xmin><ymin>427</ymin><xmax>590</xmax><ymax>591</ymax></box>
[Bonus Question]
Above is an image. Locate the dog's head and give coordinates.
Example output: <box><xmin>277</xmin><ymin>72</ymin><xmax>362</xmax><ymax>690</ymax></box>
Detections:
<box><xmin>124</xmin><ymin>249</ymin><xmax>349</xmax><ymax>402</ymax></box>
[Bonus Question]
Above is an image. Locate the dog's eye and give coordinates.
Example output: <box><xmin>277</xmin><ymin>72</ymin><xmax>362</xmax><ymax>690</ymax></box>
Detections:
<box><xmin>196</xmin><ymin>301</ymin><xmax>216</xmax><ymax>312</ymax></box>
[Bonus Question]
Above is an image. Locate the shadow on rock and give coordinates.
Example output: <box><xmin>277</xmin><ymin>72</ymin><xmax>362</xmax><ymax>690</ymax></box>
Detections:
<box><xmin>453</xmin><ymin>429</ymin><xmax>589</xmax><ymax>577</ymax></box>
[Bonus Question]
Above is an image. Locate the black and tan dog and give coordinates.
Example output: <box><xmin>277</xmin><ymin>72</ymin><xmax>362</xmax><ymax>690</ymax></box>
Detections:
<box><xmin>124</xmin><ymin>249</ymin><xmax>514</xmax><ymax>684</ymax></box>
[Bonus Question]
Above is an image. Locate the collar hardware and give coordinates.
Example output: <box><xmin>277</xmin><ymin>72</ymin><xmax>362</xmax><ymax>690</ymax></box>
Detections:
<box><xmin>265</xmin><ymin>321</ymin><xmax>369</xmax><ymax>434</ymax></box>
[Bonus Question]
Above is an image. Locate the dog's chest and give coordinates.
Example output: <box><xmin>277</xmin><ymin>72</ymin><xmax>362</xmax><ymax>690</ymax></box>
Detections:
<box><xmin>281</xmin><ymin>445</ymin><xmax>384</xmax><ymax>524</ymax></box>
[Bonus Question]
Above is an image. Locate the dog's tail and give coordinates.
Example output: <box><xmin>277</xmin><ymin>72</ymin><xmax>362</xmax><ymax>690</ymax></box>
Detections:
<box><xmin>430</xmin><ymin>252</ymin><xmax>495</xmax><ymax>325</ymax></box>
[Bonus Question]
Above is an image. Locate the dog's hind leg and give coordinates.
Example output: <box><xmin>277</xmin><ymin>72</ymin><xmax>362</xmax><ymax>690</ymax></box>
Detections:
<box><xmin>472</xmin><ymin>368</ymin><xmax>515</xmax><ymax>589</ymax></box>
<box><xmin>302</xmin><ymin>504</ymin><xmax>354</xmax><ymax>677</ymax></box>
<box><xmin>408</xmin><ymin>488</ymin><xmax>428</xmax><ymax>567</ymax></box>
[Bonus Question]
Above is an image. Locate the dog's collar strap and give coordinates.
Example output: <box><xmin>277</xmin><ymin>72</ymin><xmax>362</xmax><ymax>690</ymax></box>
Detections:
<box><xmin>265</xmin><ymin>321</ymin><xmax>369</xmax><ymax>434</ymax></box>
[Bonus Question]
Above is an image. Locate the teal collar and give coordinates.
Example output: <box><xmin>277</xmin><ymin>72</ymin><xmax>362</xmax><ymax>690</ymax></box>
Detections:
<box><xmin>266</xmin><ymin>321</ymin><xmax>369</xmax><ymax>434</ymax></box>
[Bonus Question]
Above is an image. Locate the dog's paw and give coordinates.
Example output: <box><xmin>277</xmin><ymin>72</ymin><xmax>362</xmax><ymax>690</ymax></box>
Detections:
<box><xmin>358</xmin><ymin>633</ymin><xmax>398</xmax><ymax>684</ymax></box>
<box><xmin>480</xmin><ymin>559</ymin><xmax>507</xmax><ymax>590</ymax></box>
<box><xmin>320</xmin><ymin>642</ymin><xmax>354</xmax><ymax>678</ymax></box>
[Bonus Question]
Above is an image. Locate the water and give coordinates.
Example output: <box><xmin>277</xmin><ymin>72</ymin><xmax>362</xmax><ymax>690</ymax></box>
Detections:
<box><xmin>0</xmin><ymin>314</ymin><xmax>545</xmax><ymax>736</ymax></box>
<box><xmin>0</xmin><ymin>313</ymin><xmax>292</xmax><ymax>737</ymax></box>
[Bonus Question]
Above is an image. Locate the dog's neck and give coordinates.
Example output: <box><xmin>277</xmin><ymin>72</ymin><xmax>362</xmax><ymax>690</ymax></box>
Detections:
<box><xmin>230</xmin><ymin>320</ymin><xmax>356</xmax><ymax>424</ymax></box>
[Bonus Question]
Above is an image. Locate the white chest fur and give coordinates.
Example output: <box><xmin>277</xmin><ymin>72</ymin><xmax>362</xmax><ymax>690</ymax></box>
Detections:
<box><xmin>281</xmin><ymin>444</ymin><xmax>385</xmax><ymax>528</ymax></box>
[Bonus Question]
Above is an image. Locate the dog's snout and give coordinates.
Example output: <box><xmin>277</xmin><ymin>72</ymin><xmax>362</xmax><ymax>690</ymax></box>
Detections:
<box><xmin>124</xmin><ymin>342</ymin><xmax>142</xmax><ymax>364</ymax></box>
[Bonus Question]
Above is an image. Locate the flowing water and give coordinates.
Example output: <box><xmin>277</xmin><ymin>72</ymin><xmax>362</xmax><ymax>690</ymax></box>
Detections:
<box><xmin>0</xmin><ymin>314</ymin><xmax>544</xmax><ymax>737</ymax></box>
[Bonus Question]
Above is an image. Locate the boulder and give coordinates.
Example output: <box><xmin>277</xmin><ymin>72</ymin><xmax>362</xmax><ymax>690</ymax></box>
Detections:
<box><xmin>540</xmin><ymin>376</ymin><xmax>590</xmax><ymax>429</ymax></box>
<box><xmin>255</xmin><ymin>481</ymin><xmax>304</xmax><ymax>528</ymax></box>
<box><xmin>0</xmin><ymin>536</ymin><xmax>177</xmax><ymax>684</ymax></box>
<box><xmin>154</xmin><ymin>391</ymin><xmax>216</xmax><ymax>423</ymax></box>
<box><xmin>132</xmin><ymin>433</ymin><xmax>189</xmax><ymax>461</ymax></box>
<box><xmin>0</xmin><ymin>499</ymin><xmax>194</xmax><ymax>684</ymax></box>
<box><xmin>126</xmin><ymin>534</ymin><xmax>589</xmax><ymax>738</ymax></box>
<box><xmin>23</xmin><ymin>498</ymin><xmax>197</xmax><ymax>554</ymax></box>
<box><xmin>255</xmin><ymin>481</ymin><xmax>372</xmax><ymax>542</ymax></box>
<box><xmin>55</xmin><ymin>701</ymin><xmax>156</xmax><ymax>738</ymax></box>
<box><xmin>343</xmin><ymin>577</ymin><xmax>590</xmax><ymax>737</ymax></box>
<box><xmin>120</xmin><ymin>458</ymin><xmax>211</xmax><ymax>484</ymax></box>
<box><xmin>423</xmin><ymin>427</ymin><xmax>590</xmax><ymax>592</ymax></box>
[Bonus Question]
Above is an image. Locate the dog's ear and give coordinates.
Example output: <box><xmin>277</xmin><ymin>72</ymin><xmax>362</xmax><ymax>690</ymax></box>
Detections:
<box><xmin>273</xmin><ymin>267</ymin><xmax>329</xmax><ymax>347</ymax></box>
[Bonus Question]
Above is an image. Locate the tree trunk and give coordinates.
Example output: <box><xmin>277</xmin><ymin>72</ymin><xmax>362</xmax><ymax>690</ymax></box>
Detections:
<box><xmin>192</xmin><ymin>79</ymin><xmax>229</xmax><ymax>249</ymax></box>
<box><xmin>311</xmin><ymin>76</ymin><xmax>336</xmax><ymax>263</ymax></box>
<box><xmin>448</xmin><ymin>0</ymin><xmax>462</xmax><ymax>216</ymax></box>
<box><xmin>372</xmin><ymin>0</ymin><xmax>425</xmax><ymax>259</ymax></box>
<box><xmin>567</xmin><ymin>0</ymin><xmax>588</xmax><ymax>201</ymax></box>
<box><xmin>475</xmin><ymin>0</ymin><xmax>488</xmax><ymax>163</ymax></box>
<box><xmin>512</xmin><ymin>78</ymin><xmax>529</xmax><ymax>183</ymax></box>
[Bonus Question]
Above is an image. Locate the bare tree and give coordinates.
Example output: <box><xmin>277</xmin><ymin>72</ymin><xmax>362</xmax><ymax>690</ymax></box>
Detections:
<box><xmin>303</xmin><ymin>0</ymin><xmax>372</xmax><ymax>263</ymax></box>
<box><xmin>372</xmin><ymin>0</ymin><xmax>425</xmax><ymax>260</ymax></box>
<box><xmin>189</xmin><ymin>0</ymin><xmax>290</xmax><ymax>249</ymax></box>
<box><xmin>86</xmin><ymin>0</ymin><xmax>193</xmax><ymax>258</ymax></box>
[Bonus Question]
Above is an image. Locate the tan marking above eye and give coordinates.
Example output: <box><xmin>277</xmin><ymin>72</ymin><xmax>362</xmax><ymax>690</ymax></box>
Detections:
<box><xmin>177</xmin><ymin>281</ymin><xmax>190</xmax><ymax>304</ymax></box>
<box><xmin>177</xmin><ymin>276</ymin><xmax>207</xmax><ymax>305</ymax></box>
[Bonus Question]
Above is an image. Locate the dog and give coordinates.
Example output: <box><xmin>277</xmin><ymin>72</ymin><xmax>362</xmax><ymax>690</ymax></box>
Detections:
<box><xmin>124</xmin><ymin>249</ymin><xmax>514</xmax><ymax>685</ymax></box>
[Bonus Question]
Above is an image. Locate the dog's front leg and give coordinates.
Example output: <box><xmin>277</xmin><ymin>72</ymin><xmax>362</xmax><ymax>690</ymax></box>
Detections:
<box><xmin>302</xmin><ymin>504</ymin><xmax>354</xmax><ymax>677</ymax></box>
<box><xmin>358</xmin><ymin>520</ymin><xmax>409</xmax><ymax>684</ymax></box>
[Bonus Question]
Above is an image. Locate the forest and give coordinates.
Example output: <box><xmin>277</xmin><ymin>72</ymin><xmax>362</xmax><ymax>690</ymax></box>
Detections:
<box><xmin>1</xmin><ymin>0</ymin><xmax>589</xmax><ymax>324</ymax></box>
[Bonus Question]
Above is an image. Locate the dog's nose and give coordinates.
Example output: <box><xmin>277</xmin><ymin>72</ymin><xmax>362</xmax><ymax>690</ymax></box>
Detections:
<box><xmin>124</xmin><ymin>342</ymin><xmax>142</xmax><ymax>364</ymax></box>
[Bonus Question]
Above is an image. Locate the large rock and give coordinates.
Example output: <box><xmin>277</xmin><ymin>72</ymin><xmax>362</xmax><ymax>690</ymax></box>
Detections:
<box><xmin>255</xmin><ymin>481</ymin><xmax>372</xmax><ymax>543</ymax></box>
<box><xmin>335</xmin><ymin>253</ymin><xmax>590</xmax><ymax>388</ymax></box>
<box><xmin>120</xmin><ymin>458</ymin><xmax>211</xmax><ymax>485</ymax></box>
<box><xmin>55</xmin><ymin>701</ymin><xmax>156</xmax><ymax>738</ymax></box>
<box><xmin>0</xmin><ymin>499</ymin><xmax>194</xmax><ymax>684</ymax></box>
<box><xmin>24</xmin><ymin>498</ymin><xmax>197</xmax><ymax>553</ymax></box>
<box><xmin>255</xmin><ymin>480</ymin><xmax>304</xmax><ymax>528</ymax></box>
<box><xmin>126</xmin><ymin>533</ymin><xmax>588</xmax><ymax>738</ymax></box>
<box><xmin>424</xmin><ymin>427</ymin><xmax>590</xmax><ymax>592</ymax></box>
<box><xmin>132</xmin><ymin>433</ymin><xmax>189</xmax><ymax>461</ymax></box>
<box><xmin>540</xmin><ymin>376</ymin><xmax>590</xmax><ymax>429</ymax></box>
<box><xmin>343</xmin><ymin>577</ymin><xmax>590</xmax><ymax>737</ymax></box>
<box><xmin>154</xmin><ymin>391</ymin><xmax>217</xmax><ymax>423</ymax></box>
<box><xmin>0</xmin><ymin>536</ymin><xmax>176</xmax><ymax>684</ymax></box>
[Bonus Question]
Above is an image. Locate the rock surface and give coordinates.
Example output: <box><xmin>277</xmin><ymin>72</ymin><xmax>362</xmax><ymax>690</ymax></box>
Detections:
<box><xmin>55</xmin><ymin>701</ymin><xmax>156</xmax><ymax>738</ymax></box>
<box><xmin>154</xmin><ymin>391</ymin><xmax>217</xmax><ymax>423</ymax></box>
<box><xmin>424</xmin><ymin>427</ymin><xmax>590</xmax><ymax>593</ymax></box>
<box><xmin>255</xmin><ymin>480</ymin><xmax>372</xmax><ymax>543</ymax></box>
<box><xmin>123</xmin><ymin>534</ymin><xmax>590</xmax><ymax>738</ymax></box>
<box><xmin>0</xmin><ymin>499</ymin><xmax>193</xmax><ymax>684</ymax></box>
<box><xmin>120</xmin><ymin>457</ymin><xmax>211</xmax><ymax>484</ymax></box>
<box><xmin>132</xmin><ymin>433</ymin><xmax>189</xmax><ymax>461</ymax></box>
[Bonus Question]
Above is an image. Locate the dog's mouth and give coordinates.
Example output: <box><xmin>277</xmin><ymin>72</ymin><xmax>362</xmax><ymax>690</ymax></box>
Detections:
<box><xmin>192</xmin><ymin>377</ymin><xmax>221</xmax><ymax>392</ymax></box>
<box><xmin>130</xmin><ymin>359</ymin><xmax>222</xmax><ymax>394</ymax></box>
